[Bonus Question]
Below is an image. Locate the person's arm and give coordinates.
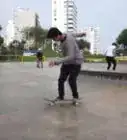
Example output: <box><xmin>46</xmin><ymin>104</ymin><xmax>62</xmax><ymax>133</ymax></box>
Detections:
<box><xmin>105</xmin><ymin>50</ymin><xmax>107</xmax><ymax>54</ymax></box>
<box><xmin>103</xmin><ymin>49</ymin><xmax>107</xmax><ymax>56</ymax></box>
<box><xmin>54</xmin><ymin>40</ymin><xmax>76</xmax><ymax>65</ymax></box>
<box><xmin>72</xmin><ymin>33</ymin><xmax>86</xmax><ymax>38</ymax></box>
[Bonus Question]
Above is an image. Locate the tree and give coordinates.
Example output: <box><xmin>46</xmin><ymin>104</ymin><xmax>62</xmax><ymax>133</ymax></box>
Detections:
<box><xmin>0</xmin><ymin>25</ymin><xmax>2</xmax><ymax>31</ymax></box>
<box><xmin>0</xmin><ymin>25</ymin><xmax>5</xmax><ymax>55</ymax></box>
<box><xmin>115</xmin><ymin>29</ymin><xmax>127</xmax><ymax>56</ymax></box>
<box><xmin>0</xmin><ymin>25</ymin><xmax>4</xmax><ymax>46</ymax></box>
<box><xmin>8</xmin><ymin>40</ymin><xmax>25</xmax><ymax>56</ymax></box>
<box><xmin>76</xmin><ymin>39</ymin><xmax>90</xmax><ymax>50</ymax></box>
<box><xmin>0</xmin><ymin>25</ymin><xmax>9</xmax><ymax>60</ymax></box>
<box><xmin>116</xmin><ymin>29</ymin><xmax>127</xmax><ymax>46</ymax></box>
<box><xmin>0</xmin><ymin>36</ymin><xmax>4</xmax><ymax>46</ymax></box>
<box><xmin>23</xmin><ymin>26</ymin><xmax>48</xmax><ymax>49</ymax></box>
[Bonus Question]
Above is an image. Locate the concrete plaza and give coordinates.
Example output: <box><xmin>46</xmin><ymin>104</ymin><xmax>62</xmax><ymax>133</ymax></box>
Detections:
<box><xmin>0</xmin><ymin>62</ymin><xmax>127</xmax><ymax>140</ymax></box>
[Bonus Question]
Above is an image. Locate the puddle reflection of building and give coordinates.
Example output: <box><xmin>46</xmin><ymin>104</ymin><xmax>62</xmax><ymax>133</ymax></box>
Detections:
<box><xmin>55</xmin><ymin>106</ymin><xmax>81</xmax><ymax>140</ymax></box>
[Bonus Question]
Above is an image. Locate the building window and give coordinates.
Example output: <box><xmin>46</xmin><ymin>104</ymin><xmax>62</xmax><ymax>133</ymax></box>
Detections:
<box><xmin>68</xmin><ymin>26</ymin><xmax>74</xmax><ymax>29</ymax></box>
<box><xmin>68</xmin><ymin>22</ymin><xmax>74</xmax><ymax>25</ymax></box>
<box><xmin>54</xmin><ymin>10</ymin><xmax>56</xmax><ymax>16</ymax></box>
<box><xmin>68</xmin><ymin>18</ymin><xmax>73</xmax><ymax>20</ymax></box>
<box><xmin>91</xmin><ymin>28</ymin><xmax>94</xmax><ymax>31</ymax></box>
<box><xmin>68</xmin><ymin>5</ymin><xmax>73</xmax><ymax>8</ymax></box>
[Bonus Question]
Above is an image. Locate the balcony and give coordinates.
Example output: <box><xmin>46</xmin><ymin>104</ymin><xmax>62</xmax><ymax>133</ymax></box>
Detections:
<box><xmin>68</xmin><ymin>25</ymin><xmax>74</xmax><ymax>28</ymax></box>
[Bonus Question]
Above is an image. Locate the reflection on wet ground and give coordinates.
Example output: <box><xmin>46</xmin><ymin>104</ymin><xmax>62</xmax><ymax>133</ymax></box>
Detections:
<box><xmin>0</xmin><ymin>62</ymin><xmax>127</xmax><ymax>140</ymax></box>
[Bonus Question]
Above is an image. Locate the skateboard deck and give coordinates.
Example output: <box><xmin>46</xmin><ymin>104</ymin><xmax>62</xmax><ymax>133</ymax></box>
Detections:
<box><xmin>44</xmin><ymin>97</ymin><xmax>82</xmax><ymax>106</ymax></box>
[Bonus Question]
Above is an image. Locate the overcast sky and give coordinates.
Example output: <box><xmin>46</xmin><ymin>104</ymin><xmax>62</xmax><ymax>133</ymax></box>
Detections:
<box><xmin>0</xmin><ymin>0</ymin><xmax>127</xmax><ymax>50</ymax></box>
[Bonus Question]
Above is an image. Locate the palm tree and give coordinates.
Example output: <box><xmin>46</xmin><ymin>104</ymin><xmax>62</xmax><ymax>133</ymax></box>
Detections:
<box><xmin>23</xmin><ymin>26</ymin><xmax>48</xmax><ymax>50</ymax></box>
<box><xmin>76</xmin><ymin>39</ymin><xmax>90</xmax><ymax>50</ymax></box>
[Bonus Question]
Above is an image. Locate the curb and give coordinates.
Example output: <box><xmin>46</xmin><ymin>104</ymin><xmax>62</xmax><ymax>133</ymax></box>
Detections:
<box><xmin>80</xmin><ymin>70</ymin><xmax>127</xmax><ymax>80</ymax></box>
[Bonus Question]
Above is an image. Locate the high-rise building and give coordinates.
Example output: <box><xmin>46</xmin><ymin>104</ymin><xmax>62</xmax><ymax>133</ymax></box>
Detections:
<box><xmin>51</xmin><ymin>0</ymin><xmax>77</xmax><ymax>50</ymax></box>
<box><xmin>78</xmin><ymin>27</ymin><xmax>100</xmax><ymax>54</ymax></box>
<box><xmin>52</xmin><ymin>0</ymin><xmax>77</xmax><ymax>33</ymax></box>
<box><xmin>13</xmin><ymin>7</ymin><xmax>40</xmax><ymax>42</ymax></box>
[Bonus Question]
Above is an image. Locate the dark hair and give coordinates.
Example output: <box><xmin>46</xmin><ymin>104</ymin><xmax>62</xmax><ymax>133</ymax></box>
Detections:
<box><xmin>112</xmin><ymin>42</ymin><xmax>117</xmax><ymax>46</ymax></box>
<box><xmin>47</xmin><ymin>27</ymin><xmax>62</xmax><ymax>39</ymax></box>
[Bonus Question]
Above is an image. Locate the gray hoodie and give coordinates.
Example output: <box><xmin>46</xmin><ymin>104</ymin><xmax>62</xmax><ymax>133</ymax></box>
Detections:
<box><xmin>55</xmin><ymin>34</ymin><xmax>84</xmax><ymax>65</ymax></box>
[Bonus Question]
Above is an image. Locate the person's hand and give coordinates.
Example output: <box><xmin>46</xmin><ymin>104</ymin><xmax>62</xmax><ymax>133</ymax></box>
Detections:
<box><xmin>48</xmin><ymin>61</ymin><xmax>55</xmax><ymax>67</ymax></box>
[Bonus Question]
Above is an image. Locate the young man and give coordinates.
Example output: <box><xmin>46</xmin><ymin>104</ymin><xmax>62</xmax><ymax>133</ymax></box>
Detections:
<box><xmin>36</xmin><ymin>48</ymin><xmax>43</xmax><ymax>68</ymax></box>
<box><xmin>105</xmin><ymin>43</ymin><xmax>117</xmax><ymax>70</ymax></box>
<box><xmin>47</xmin><ymin>27</ymin><xmax>85</xmax><ymax>102</ymax></box>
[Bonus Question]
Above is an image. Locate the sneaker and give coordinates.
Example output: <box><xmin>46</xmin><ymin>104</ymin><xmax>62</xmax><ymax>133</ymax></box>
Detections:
<box><xmin>107</xmin><ymin>67</ymin><xmax>110</xmax><ymax>70</ymax></box>
<box><xmin>72</xmin><ymin>98</ymin><xmax>80</xmax><ymax>105</ymax></box>
<box><xmin>54</xmin><ymin>96</ymin><xmax>64</xmax><ymax>101</ymax></box>
<box><xmin>73</xmin><ymin>98</ymin><xmax>79</xmax><ymax>101</ymax></box>
<box><xmin>113</xmin><ymin>68</ymin><xmax>116</xmax><ymax>71</ymax></box>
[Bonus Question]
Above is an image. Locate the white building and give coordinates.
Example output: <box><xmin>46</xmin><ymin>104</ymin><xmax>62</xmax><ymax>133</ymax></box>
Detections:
<box><xmin>52</xmin><ymin>0</ymin><xmax>77</xmax><ymax>33</ymax></box>
<box><xmin>52</xmin><ymin>0</ymin><xmax>77</xmax><ymax>50</ymax></box>
<box><xmin>5</xmin><ymin>8</ymin><xmax>40</xmax><ymax>48</ymax></box>
<box><xmin>5</xmin><ymin>20</ymin><xmax>15</xmax><ymax>46</ymax></box>
<box><xmin>13</xmin><ymin>7</ymin><xmax>40</xmax><ymax>42</ymax></box>
<box><xmin>78</xmin><ymin>27</ymin><xmax>100</xmax><ymax>54</ymax></box>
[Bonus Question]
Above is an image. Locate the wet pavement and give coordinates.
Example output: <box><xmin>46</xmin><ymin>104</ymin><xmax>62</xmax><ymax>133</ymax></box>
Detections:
<box><xmin>0</xmin><ymin>62</ymin><xmax>127</xmax><ymax>140</ymax></box>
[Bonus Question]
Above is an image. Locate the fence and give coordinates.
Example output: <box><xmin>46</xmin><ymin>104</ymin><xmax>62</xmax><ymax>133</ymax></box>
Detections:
<box><xmin>0</xmin><ymin>55</ymin><xmax>127</xmax><ymax>63</ymax></box>
<box><xmin>0</xmin><ymin>55</ymin><xmax>22</xmax><ymax>62</ymax></box>
<box><xmin>0</xmin><ymin>55</ymin><xmax>46</xmax><ymax>62</ymax></box>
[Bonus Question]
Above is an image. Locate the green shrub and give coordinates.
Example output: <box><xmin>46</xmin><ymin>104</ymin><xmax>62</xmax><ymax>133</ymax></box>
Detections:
<box><xmin>0</xmin><ymin>55</ymin><xmax>21</xmax><ymax>62</ymax></box>
<box><xmin>43</xmin><ymin>45</ymin><xmax>58</xmax><ymax>57</ymax></box>
<box><xmin>22</xmin><ymin>56</ymin><xmax>36</xmax><ymax>62</ymax></box>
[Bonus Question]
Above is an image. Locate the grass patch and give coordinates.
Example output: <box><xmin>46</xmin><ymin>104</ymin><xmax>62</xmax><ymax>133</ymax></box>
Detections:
<box><xmin>43</xmin><ymin>45</ymin><xmax>58</xmax><ymax>57</ymax></box>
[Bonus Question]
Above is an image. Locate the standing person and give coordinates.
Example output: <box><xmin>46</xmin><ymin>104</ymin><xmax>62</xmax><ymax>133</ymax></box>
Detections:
<box><xmin>36</xmin><ymin>48</ymin><xmax>43</xmax><ymax>68</ymax></box>
<box><xmin>47</xmin><ymin>27</ymin><xmax>85</xmax><ymax>102</ymax></box>
<box><xmin>105</xmin><ymin>43</ymin><xmax>117</xmax><ymax>70</ymax></box>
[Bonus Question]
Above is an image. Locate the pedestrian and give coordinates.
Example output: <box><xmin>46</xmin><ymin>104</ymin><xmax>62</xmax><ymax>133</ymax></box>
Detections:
<box><xmin>46</xmin><ymin>27</ymin><xmax>85</xmax><ymax>103</ymax></box>
<box><xmin>36</xmin><ymin>48</ymin><xmax>43</xmax><ymax>68</ymax></box>
<box><xmin>105</xmin><ymin>43</ymin><xmax>117</xmax><ymax>71</ymax></box>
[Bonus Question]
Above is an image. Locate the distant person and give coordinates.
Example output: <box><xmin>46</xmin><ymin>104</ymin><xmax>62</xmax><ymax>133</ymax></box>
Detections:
<box><xmin>36</xmin><ymin>48</ymin><xmax>43</xmax><ymax>68</ymax></box>
<box><xmin>105</xmin><ymin>43</ymin><xmax>117</xmax><ymax>71</ymax></box>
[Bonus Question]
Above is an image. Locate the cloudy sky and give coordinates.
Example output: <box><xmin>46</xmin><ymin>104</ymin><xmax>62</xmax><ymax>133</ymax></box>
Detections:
<box><xmin>0</xmin><ymin>0</ymin><xmax>127</xmax><ymax>50</ymax></box>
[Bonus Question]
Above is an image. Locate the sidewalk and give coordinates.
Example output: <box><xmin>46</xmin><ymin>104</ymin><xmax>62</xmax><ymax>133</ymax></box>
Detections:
<box><xmin>80</xmin><ymin>63</ymin><xmax>127</xmax><ymax>80</ymax></box>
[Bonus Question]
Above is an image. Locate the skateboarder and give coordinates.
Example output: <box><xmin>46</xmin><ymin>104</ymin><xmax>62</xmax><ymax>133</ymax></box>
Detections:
<box><xmin>36</xmin><ymin>48</ymin><xmax>43</xmax><ymax>68</ymax></box>
<box><xmin>47</xmin><ymin>27</ymin><xmax>85</xmax><ymax>102</ymax></box>
<box><xmin>105</xmin><ymin>43</ymin><xmax>117</xmax><ymax>71</ymax></box>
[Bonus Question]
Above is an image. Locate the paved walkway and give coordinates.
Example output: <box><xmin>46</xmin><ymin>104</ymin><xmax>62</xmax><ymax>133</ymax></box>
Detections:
<box><xmin>0</xmin><ymin>62</ymin><xmax>127</xmax><ymax>140</ymax></box>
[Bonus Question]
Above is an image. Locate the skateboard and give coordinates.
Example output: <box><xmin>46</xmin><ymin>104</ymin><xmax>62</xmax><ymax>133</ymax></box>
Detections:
<box><xmin>44</xmin><ymin>97</ymin><xmax>82</xmax><ymax>106</ymax></box>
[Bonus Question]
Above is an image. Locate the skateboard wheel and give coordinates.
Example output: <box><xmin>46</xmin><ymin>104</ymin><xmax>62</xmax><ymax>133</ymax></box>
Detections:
<box><xmin>72</xmin><ymin>101</ymin><xmax>79</xmax><ymax>106</ymax></box>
